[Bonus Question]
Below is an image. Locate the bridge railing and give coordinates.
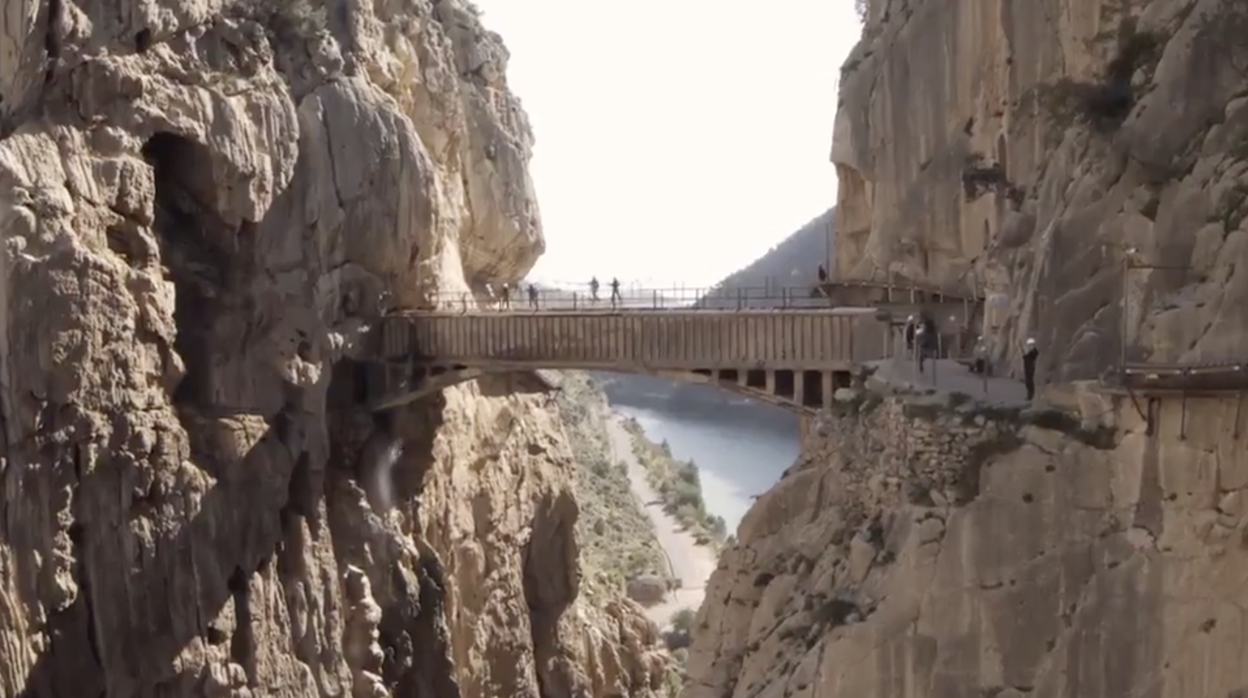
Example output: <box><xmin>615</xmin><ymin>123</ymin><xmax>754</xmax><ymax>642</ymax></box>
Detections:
<box><xmin>398</xmin><ymin>285</ymin><xmax>837</xmax><ymax>313</ymax></box>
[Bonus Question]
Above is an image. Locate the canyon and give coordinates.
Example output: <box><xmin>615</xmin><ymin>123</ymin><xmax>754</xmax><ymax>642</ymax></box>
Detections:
<box><xmin>5</xmin><ymin>0</ymin><xmax>1247</xmax><ymax>696</ymax></box>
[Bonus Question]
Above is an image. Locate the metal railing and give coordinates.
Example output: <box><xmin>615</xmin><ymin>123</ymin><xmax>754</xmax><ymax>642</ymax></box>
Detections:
<box><xmin>392</xmin><ymin>285</ymin><xmax>839</xmax><ymax>314</ymax></box>
<box><xmin>829</xmin><ymin>269</ymin><xmax>983</xmax><ymax>301</ymax></box>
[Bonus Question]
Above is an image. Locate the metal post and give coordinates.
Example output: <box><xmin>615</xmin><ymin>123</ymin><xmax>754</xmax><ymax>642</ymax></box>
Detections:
<box><xmin>573</xmin><ymin>292</ymin><xmax>578</xmax><ymax>311</ymax></box>
<box><xmin>653</xmin><ymin>289</ymin><xmax>658</xmax><ymax>309</ymax></box>
<box><xmin>737</xmin><ymin>288</ymin><xmax>743</xmax><ymax>310</ymax></box>
<box><xmin>1120</xmin><ymin>255</ymin><xmax>1129</xmax><ymax>369</ymax></box>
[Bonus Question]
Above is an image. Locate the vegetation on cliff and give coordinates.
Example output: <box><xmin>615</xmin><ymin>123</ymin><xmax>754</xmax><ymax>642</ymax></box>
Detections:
<box><xmin>620</xmin><ymin>417</ymin><xmax>728</xmax><ymax>546</ymax></box>
<box><xmin>551</xmin><ymin>371</ymin><xmax>669</xmax><ymax>591</ymax></box>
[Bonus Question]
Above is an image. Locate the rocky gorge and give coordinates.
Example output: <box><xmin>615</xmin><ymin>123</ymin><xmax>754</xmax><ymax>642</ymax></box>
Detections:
<box><xmin>0</xmin><ymin>1</ymin><xmax>676</xmax><ymax>696</ymax></box>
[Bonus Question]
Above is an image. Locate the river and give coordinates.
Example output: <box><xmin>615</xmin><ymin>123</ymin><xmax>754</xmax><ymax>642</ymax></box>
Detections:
<box><xmin>613</xmin><ymin>404</ymin><xmax>801</xmax><ymax>534</ymax></box>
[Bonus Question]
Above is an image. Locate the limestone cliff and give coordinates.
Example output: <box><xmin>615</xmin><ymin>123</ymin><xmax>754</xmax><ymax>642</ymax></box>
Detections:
<box><xmin>685</xmin><ymin>2</ymin><xmax>1248</xmax><ymax>695</ymax></box>
<box><xmin>0</xmin><ymin>1</ymin><xmax>667</xmax><ymax>696</ymax></box>
<box><xmin>684</xmin><ymin>381</ymin><xmax>1248</xmax><ymax>697</ymax></box>
<box><xmin>833</xmin><ymin>0</ymin><xmax>1248</xmax><ymax>379</ymax></box>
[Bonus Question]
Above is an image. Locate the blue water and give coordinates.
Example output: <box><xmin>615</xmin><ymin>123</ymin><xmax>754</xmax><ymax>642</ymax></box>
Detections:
<box><xmin>614</xmin><ymin>405</ymin><xmax>801</xmax><ymax>534</ymax></box>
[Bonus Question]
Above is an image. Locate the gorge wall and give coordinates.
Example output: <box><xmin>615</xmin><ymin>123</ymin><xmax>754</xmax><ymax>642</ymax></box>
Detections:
<box><xmin>833</xmin><ymin>0</ymin><xmax>1248</xmax><ymax>380</ymax></box>
<box><xmin>684</xmin><ymin>0</ymin><xmax>1248</xmax><ymax>695</ymax></box>
<box><xmin>0</xmin><ymin>1</ymin><xmax>668</xmax><ymax>696</ymax></box>
<box><xmin>684</xmin><ymin>381</ymin><xmax>1248</xmax><ymax>698</ymax></box>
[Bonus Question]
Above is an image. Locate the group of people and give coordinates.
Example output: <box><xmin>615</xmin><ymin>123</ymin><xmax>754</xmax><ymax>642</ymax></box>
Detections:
<box><xmin>492</xmin><ymin>276</ymin><xmax>624</xmax><ymax>310</ymax></box>
<box><xmin>904</xmin><ymin>315</ymin><xmax>1040</xmax><ymax>400</ymax></box>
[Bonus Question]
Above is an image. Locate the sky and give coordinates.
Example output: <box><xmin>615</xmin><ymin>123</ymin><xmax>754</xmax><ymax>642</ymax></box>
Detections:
<box><xmin>470</xmin><ymin>0</ymin><xmax>863</xmax><ymax>290</ymax></box>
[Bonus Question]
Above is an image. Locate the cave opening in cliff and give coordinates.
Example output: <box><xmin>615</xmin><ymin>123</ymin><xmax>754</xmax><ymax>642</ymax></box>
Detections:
<box><xmin>142</xmin><ymin>132</ymin><xmax>237</xmax><ymax>408</ymax></box>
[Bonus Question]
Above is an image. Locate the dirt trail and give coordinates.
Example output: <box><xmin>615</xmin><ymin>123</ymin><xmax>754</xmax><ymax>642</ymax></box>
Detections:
<box><xmin>606</xmin><ymin>415</ymin><xmax>719</xmax><ymax>628</ymax></box>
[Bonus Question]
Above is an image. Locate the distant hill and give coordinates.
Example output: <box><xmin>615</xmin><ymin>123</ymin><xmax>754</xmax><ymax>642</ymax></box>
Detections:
<box><xmin>695</xmin><ymin>207</ymin><xmax>835</xmax><ymax>309</ymax></box>
<box><xmin>597</xmin><ymin>206</ymin><xmax>836</xmax><ymax>416</ymax></box>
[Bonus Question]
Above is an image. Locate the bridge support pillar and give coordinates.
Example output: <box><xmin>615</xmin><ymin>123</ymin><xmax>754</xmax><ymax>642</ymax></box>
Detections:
<box><xmin>765</xmin><ymin>370</ymin><xmax>776</xmax><ymax>395</ymax></box>
<box><xmin>822</xmin><ymin>372</ymin><xmax>834</xmax><ymax>408</ymax></box>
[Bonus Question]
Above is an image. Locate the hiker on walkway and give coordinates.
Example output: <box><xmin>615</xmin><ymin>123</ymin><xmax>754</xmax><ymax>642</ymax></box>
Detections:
<box><xmin>904</xmin><ymin>315</ymin><xmax>916</xmax><ymax>353</ymax></box>
<box><xmin>500</xmin><ymin>283</ymin><xmax>511</xmax><ymax>309</ymax></box>
<box><xmin>527</xmin><ymin>283</ymin><xmax>539</xmax><ymax>309</ymax></box>
<box><xmin>610</xmin><ymin>277</ymin><xmax>622</xmax><ymax>306</ymax></box>
<box><xmin>917</xmin><ymin>313</ymin><xmax>938</xmax><ymax>373</ymax></box>
<box><xmin>817</xmin><ymin>264</ymin><xmax>828</xmax><ymax>282</ymax></box>
<box><xmin>589</xmin><ymin>277</ymin><xmax>600</xmax><ymax>302</ymax></box>
<box><xmin>972</xmin><ymin>335</ymin><xmax>988</xmax><ymax>374</ymax></box>
<box><xmin>1022</xmin><ymin>337</ymin><xmax>1039</xmax><ymax>400</ymax></box>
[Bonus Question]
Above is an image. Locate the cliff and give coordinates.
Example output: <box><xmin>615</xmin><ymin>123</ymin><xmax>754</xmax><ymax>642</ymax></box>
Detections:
<box><xmin>0</xmin><ymin>1</ymin><xmax>668</xmax><ymax>696</ymax></box>
<box><xmin>683</xmin><ymin>0</ymin><xmax>1248</xmax><ymax>695</ymax></box>
<box><xmin>684</xmin><ymin>381</ymin><xmax>1248</xmax><ymax>697</ymax></box>
<box><xmin>833</xmin><ymin>0</ymin><xmax>1248</xmax><ymax>378</ymax></box>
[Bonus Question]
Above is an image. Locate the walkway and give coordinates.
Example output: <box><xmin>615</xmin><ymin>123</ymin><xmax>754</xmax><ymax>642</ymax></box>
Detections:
<box><xmin>606</xmin><ymin>415</ymin><xmax>717</xmax><ymax>628</ymax></box>
<box><xmin>362</xmin><ymin>287</ymin><xmax>890</xmax><ymax>413</ymax></box>
<box><xmin>869</xmin><ymin>357</ymin><xmax>1031</xmax><ymax>405</ymax></box>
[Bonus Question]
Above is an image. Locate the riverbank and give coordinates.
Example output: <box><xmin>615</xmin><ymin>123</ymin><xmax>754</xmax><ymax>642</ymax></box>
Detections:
<box><xmin>552</xmin><ymin>372</ymin><xmax>668</xmax><ymax>593</ymax></box>
<box><xmin>606</xmin><ymin>414</ymin><xmax>720</xmax><ymax>626</ymax></box>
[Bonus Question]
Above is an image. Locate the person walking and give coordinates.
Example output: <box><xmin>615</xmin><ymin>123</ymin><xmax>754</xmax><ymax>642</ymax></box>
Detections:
<box><xmin>500</xmin><ymin>283</ymin><xmax>511</xmax><ymax>309</ymax></box>
<box><xmin>1022</xmin><ymin>337</ymin><xmax>1039</xmax><ymax>400</ymax></box>
<box><xmin>610</xmin><ymin>277</ymin><xmax>622</xmax><ymax>306</ymax></box>
<box><xmin>589</xmin><ymin>277</ymin><xmax>600</xmax><ymax>303</ymax></box>
<box><xmin>527</xmin><ymin>283</ymin><xmax>539</xmax><ymax>309</ymax></box>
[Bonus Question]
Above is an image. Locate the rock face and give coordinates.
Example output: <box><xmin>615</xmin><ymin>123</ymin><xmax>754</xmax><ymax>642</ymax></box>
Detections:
<box><xmin>0</xmin><ymin>1</ymin><xmax>665</xmax><ymax>697</ymax></box>
<box><xmin>684</xmin><ymin>384</ymin><xmax>1248</xmax><ymax>698</ymax></box>
<box><xmin>833</xmin><ymin>0</ymin><xmax>1248</xmax><ymax>381</ymax></box>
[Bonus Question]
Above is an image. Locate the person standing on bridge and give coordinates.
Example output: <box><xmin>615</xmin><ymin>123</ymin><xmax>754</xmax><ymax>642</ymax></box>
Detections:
<box><xmin>610</xmin><ymin>277</ymin><xmax>622</xmax><ymax>306</ymax></box>
<box><xmin>589</xmin><ymin>276</ymin><xmax>600</xmax><ymax>303</ymax></box>
<box><xmin>904</xmin><ymin>315</ymin><xmax>917</xmax><ymax>353</ymax></box>
<box><xmin>500</xmin><ymin>283</ymin><xmax>511</xmax><ymax>309</ymax></box>
<box><xmin>1022</xmin><ymin>337</ymin><xmax>1039</xmax><ymax>400</ymax></box>
<box><xmin>527</xmin><ymin>283</ymin><xmax>539</xmax><ymax>309</ymax></box>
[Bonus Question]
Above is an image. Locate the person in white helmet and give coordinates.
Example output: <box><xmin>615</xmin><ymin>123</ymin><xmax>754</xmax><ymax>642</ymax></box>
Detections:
<box><xmin>1022</xmin><ymin>337</ymin><xmax>1039</xmax><ymax>400</ymax></box>
<box><xmin>904</xmin><ymin>314</ymin><xmax>916</xmax><ymax>352</ymax></box>
<box><xmin>972</xmin><ymin>335</ymin><xmax>987</xmax><ymax>374</ymax></box>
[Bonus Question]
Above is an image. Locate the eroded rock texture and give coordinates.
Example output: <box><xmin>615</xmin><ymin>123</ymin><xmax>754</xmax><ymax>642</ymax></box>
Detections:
<box><xmin>0</xmin><ymin>1</ymin><xmax>665</xmax><ymax>696</ymax></box>
<box><xmin>685</xmin><ymin>386</ymin><xmax>1248</xmax><ymax>698</ymax></box>
<box><xmin>833</xmin><ymin>0</ymin><xmax>1248</xmax><ymax>380</ymax></box>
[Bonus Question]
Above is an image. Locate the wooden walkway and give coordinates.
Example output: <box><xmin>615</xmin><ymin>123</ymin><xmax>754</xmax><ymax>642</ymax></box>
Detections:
<box><xmin>357</xmin><ymin>304</ymin><xmax>891</xmax><ymax>413</ymax></box>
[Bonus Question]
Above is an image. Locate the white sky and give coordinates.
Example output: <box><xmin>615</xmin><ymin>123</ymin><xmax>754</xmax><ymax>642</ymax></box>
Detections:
<box><xmin>471</xmin><ymin>0</ymin><xmax>862</xmax><ymax>289</ymax></box>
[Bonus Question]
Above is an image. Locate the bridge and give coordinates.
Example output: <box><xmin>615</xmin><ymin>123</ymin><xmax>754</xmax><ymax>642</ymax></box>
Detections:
<box><xmin>350</xmin><ymin>286</ymin><xmax>891</xmax><ymax>413</ymax></box>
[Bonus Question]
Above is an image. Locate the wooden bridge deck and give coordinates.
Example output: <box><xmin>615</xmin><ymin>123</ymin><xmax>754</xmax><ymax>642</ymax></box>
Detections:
<box><xmin>358</xmin><ymin>308</ymin><xmax>889</xmax><ymax>413</ymax></box>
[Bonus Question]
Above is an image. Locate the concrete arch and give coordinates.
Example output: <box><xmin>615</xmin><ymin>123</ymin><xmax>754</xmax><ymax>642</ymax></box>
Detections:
<box><xmin>363</xmin><ymin>362</ymin><xmax>850</xmax><ymax>414</ymax></box>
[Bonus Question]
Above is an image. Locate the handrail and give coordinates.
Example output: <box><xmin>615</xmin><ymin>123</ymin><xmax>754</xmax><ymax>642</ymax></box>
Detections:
<box><xmin>1119</xmin><ymin>362</ymin><xmax>1246</xmax><ymax>376</ymax></box>
<box><xmin>389</xmin><ymin>285</ymin><xmax>838</xmax><ymax>314</ymax></box>
<box><xmin>387</xmin><ymin>278</ymin><xmax>984</xmax><ymax>315</ymax></box>
<box><xmin>822</xmin><ymin>277</ymin><xmax>982</xmax><ymax>300</ymax></box>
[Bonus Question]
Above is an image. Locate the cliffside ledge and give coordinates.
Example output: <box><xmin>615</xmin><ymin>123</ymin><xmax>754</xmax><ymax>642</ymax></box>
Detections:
<box><xmin>0</xmin><ymin>1</ymin><xmax>669</xmax><ymax>696</ymax></box>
